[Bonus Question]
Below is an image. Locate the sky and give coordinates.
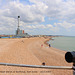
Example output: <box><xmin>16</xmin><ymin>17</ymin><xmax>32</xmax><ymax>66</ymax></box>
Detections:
<box><xmin>0</xmin><ymin>0</ymin><xmax>75</xmax><ymax>36</ymax></box>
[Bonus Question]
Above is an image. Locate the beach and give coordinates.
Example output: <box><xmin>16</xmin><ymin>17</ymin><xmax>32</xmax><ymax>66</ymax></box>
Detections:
<box><xmin>0</xmin><ymin>37</ymin><xmax>73</xmax><ymax>75</ymax></box>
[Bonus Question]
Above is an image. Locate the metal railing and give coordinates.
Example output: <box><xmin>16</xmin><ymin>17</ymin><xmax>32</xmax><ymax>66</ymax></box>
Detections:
<box><xmin>0</xmin><ymin>62</ymin><xmax>73</xmax><ymax>70</ymax></box>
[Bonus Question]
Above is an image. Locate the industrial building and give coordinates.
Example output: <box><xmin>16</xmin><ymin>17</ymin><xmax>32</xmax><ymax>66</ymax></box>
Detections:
<box><xmin>16</xmin><ymin>16</ymin><xmax>29</xmax><ymax>38</ymax></box>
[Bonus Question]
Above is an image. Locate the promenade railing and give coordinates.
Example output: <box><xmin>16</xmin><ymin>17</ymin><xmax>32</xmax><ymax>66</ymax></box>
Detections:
<box><xmin>0</xmin><ymin>51</ymin><xmax>75</xmax><ymax>75</ymax></box>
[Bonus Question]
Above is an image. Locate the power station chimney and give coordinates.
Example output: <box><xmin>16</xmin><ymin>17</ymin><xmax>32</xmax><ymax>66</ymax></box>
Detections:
<box><xmin>18</xmin><ymin>16</ymin><xmax>20</xmax><ymax>29</ymax></box>
<box><xmin>16</xmin><ymin>16</ymin><xmax>20</xmax><ymax>35</ymax></box>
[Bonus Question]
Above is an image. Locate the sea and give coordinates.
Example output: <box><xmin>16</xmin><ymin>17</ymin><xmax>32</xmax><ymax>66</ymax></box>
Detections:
<box><xmin>48</xmin><ymin>36</ymin><xmax>75</xmax><ymax>51</ymax></box>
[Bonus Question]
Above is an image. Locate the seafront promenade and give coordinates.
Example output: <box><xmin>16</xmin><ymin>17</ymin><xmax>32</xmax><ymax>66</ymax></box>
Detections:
<box><xmin>0</xmin><ymin>37</ymin><xmax>73</xmax><ymax>75</ymax></box>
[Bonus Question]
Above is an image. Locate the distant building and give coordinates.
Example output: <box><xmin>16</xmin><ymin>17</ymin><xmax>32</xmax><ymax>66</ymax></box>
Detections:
<box><xmin>16</xmin><ymin>16</ymin><xmax>29</xmax><ymax>37</ymax></box>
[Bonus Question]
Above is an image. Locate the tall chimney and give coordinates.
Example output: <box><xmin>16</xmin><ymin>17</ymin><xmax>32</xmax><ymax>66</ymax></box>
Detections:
<box><xmin>17</xmin><ymin>16</ymin><xmax>20</xmax><ymax>35</ymax></box>
<box><xmin>18</xmin><ymin>16</ymin><xmax>20</xmax><ymax>29</ymax></box>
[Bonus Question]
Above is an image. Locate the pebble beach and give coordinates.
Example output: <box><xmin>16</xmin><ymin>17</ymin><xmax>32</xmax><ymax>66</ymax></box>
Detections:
<box><xmin>0</xmin><ymin>37</ymin><xmax>73</xmax><ymax>75</ymax></box>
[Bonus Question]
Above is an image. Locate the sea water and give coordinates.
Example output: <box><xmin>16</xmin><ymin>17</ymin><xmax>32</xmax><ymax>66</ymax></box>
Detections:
<box><xmin>48</xmin><ymin>36</ymin><xmax>75</xmax><ymax>51</ymax></box>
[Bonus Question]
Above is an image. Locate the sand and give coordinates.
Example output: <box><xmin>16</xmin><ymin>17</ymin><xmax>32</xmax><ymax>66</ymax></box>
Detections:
<box><xmin>0</xmin><ymin>37</ymin><xmax>73</xmax><ymax>75</ymax></box>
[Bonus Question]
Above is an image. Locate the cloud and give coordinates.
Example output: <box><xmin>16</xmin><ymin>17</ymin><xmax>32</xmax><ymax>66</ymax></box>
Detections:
<box><xmin>1</xmin><ymin>1</ymin><xmax>47</xmax><ymax>24</ymax></box>
<box><xmin>25</xmin><ymin>24</ymin><xmax>53</xmax><ymax>29</ymax></box>
<box><xmin>1</xmin><ymin>0</ymin><xmax>75</xmax><ymax>24</ymax></box>
<box><xmin>55</xmin><ymin>21</ymin><xmax>75</xmax><ymax>29</ymax></box>
<box><xmin>30</xmin><ymin>0</ymin><xmax>75</xmax><ymax>23</ymax></box>
<box><xmin>25</xmin><ymin>21</ymin><xmax>75</xmax><ymax>32</ymax></box>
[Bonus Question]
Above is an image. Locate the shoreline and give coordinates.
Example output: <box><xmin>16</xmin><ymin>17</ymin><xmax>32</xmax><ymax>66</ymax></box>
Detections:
<box><xmin>44</xmin><ymin>36</ymin><xmax>67</xmax><ymax>55</ymax></box>
<box><xmin>44</xmin><ymin>36</ymin><xmax>52</xmax><ymax>46</ymax></box>
<box><xmin>44</xmin><ymin>36</ymin><xmax>68</xmax><ymax>52</ymax></box>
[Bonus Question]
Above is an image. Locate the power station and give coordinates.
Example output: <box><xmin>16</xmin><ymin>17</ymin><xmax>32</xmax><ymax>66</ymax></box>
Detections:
<box><xmin>16</xmin><ymin>16</ymin><xmax>29</xmax><ymax>37</ymax></box>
